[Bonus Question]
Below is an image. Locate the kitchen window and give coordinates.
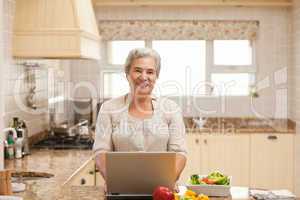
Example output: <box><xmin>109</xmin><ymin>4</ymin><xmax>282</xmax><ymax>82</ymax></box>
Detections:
<box><xmin>108</xmin><ymin>41</ymin><xmax>145</xmax><ymax>65</ymax></box>
<box><xmin>152</xmin><ymin>40</ymin><xmax>206</xmax><ymax>96</ymax></box>
<box><xmin>101</xmin><ymin>39</ymin><xmax>256</xmax><ymax>98</ymax></box>
<box><xmin>102</xmin><ymin>71</ymin><xmax>129</xmax><ymax>98</ymax></box>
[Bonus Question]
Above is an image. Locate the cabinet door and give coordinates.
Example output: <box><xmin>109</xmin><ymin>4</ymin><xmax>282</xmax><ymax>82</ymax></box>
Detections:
<box><xmin>200</xmin><ymin>134</ymin><xmax>250</xmax><ymax>187</ymax></box>
<box><xmin>250</xmin><ymin>134</ymin><xmax>294</xmax><ymax>191</ymax></box>
<box><xmin>178</xmin><ymin>134</ymin><xmax>201</xmax><ymax>184</ymax></box>
<box><xmin>70</xmin><ymin>159</ymin><xmax>96</xmax><ymax>186</ymax></box>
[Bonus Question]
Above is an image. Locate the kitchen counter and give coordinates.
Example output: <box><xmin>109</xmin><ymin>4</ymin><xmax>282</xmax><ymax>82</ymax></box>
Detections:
<box><xmin>4</xmin><ymin>149</ymin><xmax>93</xmax><ymax>200</ymax></box>
<box><xmin>4</xmin><ymin>149</ymin><xmax>298</xmax><ymax>200</ymax></box>
<box><xmin>57</xmin><ymin>185</ymin><xmax>252</xmax><ymax>200</ymax></box>
<box><xmin>184</xmin><ymin>117</ymin><xmax>296</xmax><ymax>134</ymax></box>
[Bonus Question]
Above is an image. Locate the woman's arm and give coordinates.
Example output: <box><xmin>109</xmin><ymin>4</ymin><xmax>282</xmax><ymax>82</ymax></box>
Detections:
<box><xmin>175</xmin><ymin>153</ymin><xmax>187</xmax><ymax>181</ymax></box>
<box><xmin>93</xmin><ymin>102</ymin><xmax>113</xmax><ymax>181</ymax></box>
<box><xmin>165</xmin><ymin>100</ymin><xmax>188</xmax><ymax>181</ymax></box>
<box><xmin>95</xmin><ymin>152</ymin><xmax>107</xmax><ymax>180</ymax></box>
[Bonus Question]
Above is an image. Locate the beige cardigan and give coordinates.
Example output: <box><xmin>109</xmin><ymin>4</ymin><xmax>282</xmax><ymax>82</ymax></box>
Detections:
<box><xmin>93</xmin><ymin>94</ymin><xmax>187</xmax><ymax>157</ymax></box>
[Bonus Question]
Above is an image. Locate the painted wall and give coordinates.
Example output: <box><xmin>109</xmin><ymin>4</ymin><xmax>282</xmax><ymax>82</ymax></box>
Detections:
<box><xmin>291</xmin><ymin>0</ymin><xmax>300</xmax><ymax>196</ymax></box>
<box><xmin>0</xmin><ymin>0</ymin><xmax>15</xmax><ymax>170</ymax></box>
<box><xmin>0</xmin><ymin>0</ymin><xmax>5</xmax><ymax>170</ymax></box>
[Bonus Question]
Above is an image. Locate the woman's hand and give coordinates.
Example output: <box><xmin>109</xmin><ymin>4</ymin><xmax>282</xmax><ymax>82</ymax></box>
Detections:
<box><xmin>103</xmin><ymin>181</ymin><xmax>107</xmax><ymax>194</ymax></box>
<box><xmin>173</xmin><ymin>182</ymin><xmax>179</xmax><ymax>193</ymax></box>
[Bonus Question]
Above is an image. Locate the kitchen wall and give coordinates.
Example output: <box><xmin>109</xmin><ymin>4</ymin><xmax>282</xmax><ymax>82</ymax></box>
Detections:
<box><xmin>92</xmin><ymin>6</ymin><xmax>291</xmax><ymax>118</ymax></box>
<box><xmin>0</xmin><ymin>0</ymin><xmax>47</xmax><ymax>138</ymax></box>
<box><xmin>291</xmin><ymin>0</ymin><xmax>300</xmax><ymax>196</ymax></box>
<box><xmin>0</xmin><ymin>0</ymin><xmax>5</xmax><ymax>170</ymax></box>
<box><xmin>0</xmin><ymin>0</ymin><xmax>71</xmax><ymax>141</ymax></box>
<box><xmin>0</xmin><ymin>0</ymin><xmax>16</xmax><ymax>170</ymax></box>
<box><xmin>68</xmin><ymin>59</ymin><xmax>101</xmax><ymax>125</ymax></box>
<box><xmin>3</xmin><ymin>60</ymin><xmax>49</xmax><ymax>137</ymax></box>
<box><xmin>3</xmin><ymin>59</ymin><xmax>72</xmax><ymax>137</ymax></box>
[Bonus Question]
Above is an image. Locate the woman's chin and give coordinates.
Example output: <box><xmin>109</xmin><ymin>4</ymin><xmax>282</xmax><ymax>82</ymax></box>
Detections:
<box><xmin>134</xmin><ymin>88</ymin><xmax>153</xmax><ymax>96</ymax></box>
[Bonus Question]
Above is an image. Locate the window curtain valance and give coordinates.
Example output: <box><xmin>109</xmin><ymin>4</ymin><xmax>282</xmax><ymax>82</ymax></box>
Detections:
<box><xmin>98</xmin><ymin>20</ymin><xmax>259</xmax><ymax>41</ymax></box>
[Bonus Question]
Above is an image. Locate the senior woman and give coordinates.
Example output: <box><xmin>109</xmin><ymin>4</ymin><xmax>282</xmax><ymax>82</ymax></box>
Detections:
<box><xmin>93</xmin><ymin>48</ymin><xmax>187</xmax><ymax>189</ymax></box>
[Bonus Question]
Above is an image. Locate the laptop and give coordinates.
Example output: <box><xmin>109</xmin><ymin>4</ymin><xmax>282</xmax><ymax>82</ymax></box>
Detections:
<box><xmin>105</xmin><ymin>152</ymin><xmax>176</xmax><ymax>200</ymax></box>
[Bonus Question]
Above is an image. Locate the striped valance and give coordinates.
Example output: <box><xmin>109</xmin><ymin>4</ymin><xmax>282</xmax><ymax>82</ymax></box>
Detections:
<box><xmin>98</xmin><ymin>20</ymin><xmax>259</xmax><ymax>41</ymax></box>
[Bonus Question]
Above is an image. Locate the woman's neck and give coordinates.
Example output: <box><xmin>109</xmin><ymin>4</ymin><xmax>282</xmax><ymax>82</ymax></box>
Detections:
<box><xmin>128</xmin><ymin>93</ymin><xmax>153</xmax><ymax>118</ymax></box>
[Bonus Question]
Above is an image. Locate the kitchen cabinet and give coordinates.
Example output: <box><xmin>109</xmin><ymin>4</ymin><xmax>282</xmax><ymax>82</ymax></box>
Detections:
<box><xmin>179</xmin><ymin>134</ymin><xmax>250</xmax><ymax>186</ymax></box>
<box><xmin>200</xmin><ymin>134</ymin><xmax>250</xmax><ymax>187</ymax></box>
<box><xmin>13</xmin><ymin>0</ymin><xmax>100</xmax><ymax>59</ymax></box>
<box><xmin>95</xmin><ymin>170</ymin><xmax>105</xmax><ymax>186</ymax></box>
<box><xmin>250</xmin><ymin>134</ymin><xmax>294</xmax><ymax>191</ymax></box>
<box><xmin>68</xmin><ymin>158</ymin><xmax>96</xmax><ymax>186</ymax></box>
<box><xmin>67</xmin><ymin>157</ymin><xmax>105</xmax><ymax>187</ymax></box>
<box><xmin>182</xmin><ymin>133</ymin><xmax>294</xmax><ymax>191</ymax></box>
<box><xmin>93</xmin><ymin>0</ymin><xmax>292</xmax><ymax>7</ymax></box>
<box><xmin>178</xmin><ymin>135</ymin><xmax>201</xmax><ymax>184</ymax></box>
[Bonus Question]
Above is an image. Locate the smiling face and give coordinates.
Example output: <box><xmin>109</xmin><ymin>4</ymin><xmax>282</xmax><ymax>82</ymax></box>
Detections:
<box><xmin>127</xmin><ymin>56</ymin><xmax>158</xmax><ymax>96</ymax></box>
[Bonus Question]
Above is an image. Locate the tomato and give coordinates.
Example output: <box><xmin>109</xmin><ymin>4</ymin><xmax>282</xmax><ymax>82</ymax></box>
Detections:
<box><xmin>201</xmin><ymin>177</ymin><xmax>216</xmax><ymax>185</ymax></box>
<box><xmin>152</xmin><ymin>186</ymin><xmax>174</xmax><ymax>200</ymax></box>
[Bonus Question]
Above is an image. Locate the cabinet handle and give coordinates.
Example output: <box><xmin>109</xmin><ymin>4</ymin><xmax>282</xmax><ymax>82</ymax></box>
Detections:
<box><xmin>195</xmin><ymin>139</ymin><xmax>199</xmax><ymax>144</ymax></box>
<box><xmin>204</xmin><ymin>139</ymin><xmax>207</xmax><ymax>144</ymax></box>
<box><xmin>267</xmin><ymin>135</ymin><xmax>277</xmax><ymax>140</ymax></box>
<box><xmin>89</xmin><ymin>171</ymin><xmax>94</xmax><ymax>175</ymax></box>
<box><xmin>81</xmin><ymin>178</ymin><xmax>86</xmax><ymax>185</ymax></box>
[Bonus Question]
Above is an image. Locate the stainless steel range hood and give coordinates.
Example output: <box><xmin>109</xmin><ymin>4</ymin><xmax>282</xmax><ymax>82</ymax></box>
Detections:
<box><xmin>13</xmin><ymin>0</ymin><xmax>101</xmax><ymax>60</ymax></box>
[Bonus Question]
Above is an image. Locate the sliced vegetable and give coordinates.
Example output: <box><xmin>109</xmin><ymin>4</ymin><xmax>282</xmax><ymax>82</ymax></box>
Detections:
<box><xmin>189</xmin><ymin>171</ymin><xmax>230</xmax><ymax>186</ymax></box>
<box><xmin>175</xmin><ymin>190</ymin><xmax>209</xmax><ymax>200</ymax></box>
<box><xmin>190</xmin><ymin>174</ymin><xmax>200</xmax><ymax>185</ymax></box>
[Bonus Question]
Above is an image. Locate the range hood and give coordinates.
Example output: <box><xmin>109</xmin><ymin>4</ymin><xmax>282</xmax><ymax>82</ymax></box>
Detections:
<box><xmin>13</xmin><ymin>0</ymin><xmax>101</xmax><ymax>60</ymax></box>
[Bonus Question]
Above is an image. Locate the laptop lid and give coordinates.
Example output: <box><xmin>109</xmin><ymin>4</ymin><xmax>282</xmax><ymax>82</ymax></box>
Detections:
<box><xmin>106</xmin><ymin>152</ymin><xmax>176</xmax><ymax>195</ymax></box>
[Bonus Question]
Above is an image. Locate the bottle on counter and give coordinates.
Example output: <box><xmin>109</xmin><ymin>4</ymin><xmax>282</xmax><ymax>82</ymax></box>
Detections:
<box><xmin>11</xmin><ymin>117</ymin><xmax>19</xmax><ymax>130</ymax></box>
<box><xmin>5</xmin><ymin>132</ymin><xmax>15</xmax><ymax>159</ymax></box>
<box><xmin>15</xmin><ymin>137</ymin><xmax>23</xmax><ymax>159</ymax></box>
<box><xmin>20</xmin><ymin>120</ymin><xmax>30</xmax><ymax>155</ymax></box>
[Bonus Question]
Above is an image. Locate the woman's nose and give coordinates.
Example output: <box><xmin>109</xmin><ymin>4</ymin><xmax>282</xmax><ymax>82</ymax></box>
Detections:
<box><xmin>140</xmin><ymin>71</ymin><xmax>148</xmax><ymax>80</ymax></box>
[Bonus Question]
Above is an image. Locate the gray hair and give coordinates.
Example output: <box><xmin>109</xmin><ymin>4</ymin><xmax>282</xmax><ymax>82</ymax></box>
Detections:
<box><xmin>124</xmin><ymin>48</ymin><xmax>161</xmax><ymax>77</ymax></box>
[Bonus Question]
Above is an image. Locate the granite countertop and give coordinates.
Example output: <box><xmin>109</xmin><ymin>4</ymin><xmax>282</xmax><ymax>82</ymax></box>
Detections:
<box><xmin>4</xmin><ymin>149</ymin><xmax>299</xmax><ymax>200</ymax></box>
<box><xmin>57</xmin><ymin>186</ymin><xmax>251</xmax><ymax>200</ymax></box>
<box><xmin>184</xmin><ymin>117</ymin><xmax>296</xmax><ymax>134</ymax></box>
<box><xmin>4</xmin><ymin>149</ymin><xmax>93</xmax><ymax>200</ymax></box>
<box><xmin>4</xmin><ymin>149</ymin><xmax>251</xmax><ymax>200</ymax></box>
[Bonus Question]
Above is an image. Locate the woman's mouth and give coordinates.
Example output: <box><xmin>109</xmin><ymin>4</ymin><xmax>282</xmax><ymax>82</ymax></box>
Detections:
<box><xmin>136</xmin><ymin>81</ymin><xmax>151</xmax><ymax>90</ymax></box>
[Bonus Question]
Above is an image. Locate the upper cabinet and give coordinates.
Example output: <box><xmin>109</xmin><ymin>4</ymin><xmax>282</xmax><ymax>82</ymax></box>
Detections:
<box><xmin>13</xmin><ymin>0</ymin><xmax>101</xmax><ymax>60</ymax></box>
<box><xmin>93</xmin><ymin>0</ymin><xmax>292</xmax><ymax>7</ymax></box>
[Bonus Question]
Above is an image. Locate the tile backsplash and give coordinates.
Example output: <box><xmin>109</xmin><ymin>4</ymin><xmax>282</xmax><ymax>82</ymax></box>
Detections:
<box><xmin>3</xmin><ymin>60</ymin><xmax>72</xmax><ymax>137</ymax></box>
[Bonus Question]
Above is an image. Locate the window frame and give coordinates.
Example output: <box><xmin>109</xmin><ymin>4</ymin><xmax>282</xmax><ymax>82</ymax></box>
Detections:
<box><xmin>209</xmin><ymin>40</ymin><xmax>257</xmax><ymax>73</ymax></box>
<box><xmin>208</xmin><ymin>40</ymin><xmax>257</xmax><ymax>96</ymax></box>
<box><xmin>100</xmin><ymin>39</ymin><xmax>256</xmax><ymax>98</ymax></box>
